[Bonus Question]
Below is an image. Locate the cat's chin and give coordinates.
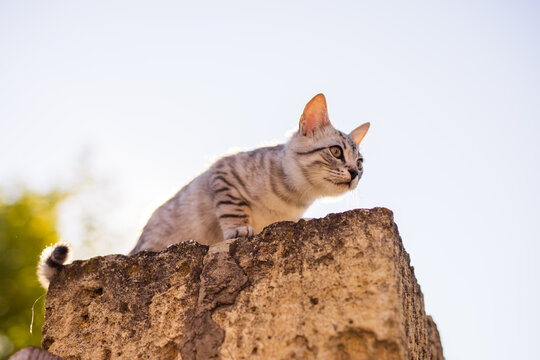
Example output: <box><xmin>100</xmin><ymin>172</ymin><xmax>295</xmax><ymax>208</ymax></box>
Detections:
<box><xmin>319</xmin><ymin>180</ymin><xmax>358</xmax><ymax>197</ymax></box>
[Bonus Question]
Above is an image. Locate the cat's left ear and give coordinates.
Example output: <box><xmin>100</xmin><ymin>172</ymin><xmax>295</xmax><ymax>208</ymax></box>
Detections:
<box><xmin>349</xmin><ymin>122</ymin><xmax>370</xmax><ymax>145</ymax></box>
<box><xmin>299</xmin><ymin>93</ymin><xmax>332</xmax><ymax>135</ymax></box>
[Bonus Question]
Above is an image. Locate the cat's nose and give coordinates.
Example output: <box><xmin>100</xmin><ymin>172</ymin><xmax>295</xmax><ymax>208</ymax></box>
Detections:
<box><xmin>348</xmin><ymin>169</ymin><xmax>358</xmax><ymax>180</ymax></box>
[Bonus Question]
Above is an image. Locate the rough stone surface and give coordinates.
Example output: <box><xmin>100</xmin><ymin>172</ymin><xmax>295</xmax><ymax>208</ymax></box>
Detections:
<box><xmin>41</xmin><ymin>208</ymin><xmax>444</xmax><ymax>359</ymax></box>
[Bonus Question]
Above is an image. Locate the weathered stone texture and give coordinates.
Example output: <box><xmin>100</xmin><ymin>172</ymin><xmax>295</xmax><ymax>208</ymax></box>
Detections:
<box><xmin>40</xmin><ymin>208</ymin><xmax>443</xmax><ymax>359</ymax></box>
<box><xmin>43</xmin><ymin>242</ymin><xmax>207</xmax><ymax>359</ymax></box>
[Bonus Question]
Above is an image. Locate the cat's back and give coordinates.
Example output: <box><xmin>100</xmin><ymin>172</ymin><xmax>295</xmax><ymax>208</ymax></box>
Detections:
<box><xmin>133</xmin><ymin>145</ymin><xmax>285</xmax><ymax>252</ymax></box>
<box><xmin>132</xmin><ymin>172</ymin><xmax>220</xmax><ymax>252</ymax></box>
<box><xmin>211</xmin><ymin>144</ymin><xmax>285</xmax><ymax>188</ymax></box>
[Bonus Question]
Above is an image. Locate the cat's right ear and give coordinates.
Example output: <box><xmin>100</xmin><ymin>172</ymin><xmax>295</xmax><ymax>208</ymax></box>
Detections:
<box><xmin>299</xmin><ymin>93</ymin><xmax>331</xmax><ymax>135</ymax></box>
<box><xmin>349</xmin><ymin>122</ymin><xmax>370</xmax><ymax>145</ymax></box>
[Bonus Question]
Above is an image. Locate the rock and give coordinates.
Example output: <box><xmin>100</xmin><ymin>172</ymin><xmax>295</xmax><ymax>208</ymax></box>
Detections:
<box><xmin>41</xmin><ymin>208</ymin><xmax>444</xmax><ymax>359</ymax></box>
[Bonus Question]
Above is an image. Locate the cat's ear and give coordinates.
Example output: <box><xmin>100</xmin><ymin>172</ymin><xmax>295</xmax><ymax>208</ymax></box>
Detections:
<box><xmin>299</xmin><ymin>93</ymin><xmax>331</xmax><ymax>135</ymax></box>
<box><xmin>349</xmin><ymin>122</ymin><xmax>370</xmax><ymax>145</ymax></box>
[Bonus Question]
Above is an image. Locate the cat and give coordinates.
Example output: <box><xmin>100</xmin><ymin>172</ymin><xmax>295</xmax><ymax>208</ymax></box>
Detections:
<box><xmin>38</xmin><ymin>93</ymin><xmax>369</xmax><ymax>287</ymax></box>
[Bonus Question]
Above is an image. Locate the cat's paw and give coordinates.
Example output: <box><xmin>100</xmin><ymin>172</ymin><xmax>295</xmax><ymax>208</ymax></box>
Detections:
<box><xmin>224</xmin><ymin>226</ymin><xmax>256</xmax><ymax>240</ymax></box>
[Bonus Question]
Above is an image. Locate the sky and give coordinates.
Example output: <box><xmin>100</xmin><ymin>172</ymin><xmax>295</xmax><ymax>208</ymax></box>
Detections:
<box><xmin>1</xmin><ymin>1</ymin><xmax>539</xmax><ymax>358</ymax></box>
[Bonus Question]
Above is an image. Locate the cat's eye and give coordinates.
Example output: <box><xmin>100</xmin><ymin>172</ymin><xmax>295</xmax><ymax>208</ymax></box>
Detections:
<box><xmin>329</xmin><ymin>146</ymin><xmax>343</xmax><ymax>159</ymax></box>
<box><xmin>356</xmin><ymin>158</ymin><xmax>363</xmax><ymax>168</ymax></box>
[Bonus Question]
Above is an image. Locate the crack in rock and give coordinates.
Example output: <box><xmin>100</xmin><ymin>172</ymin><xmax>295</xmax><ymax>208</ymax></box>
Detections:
<box><xmin>180</xmin><ymin>241</ymin><xmax>248</xmax><ymax>360</ymax></box>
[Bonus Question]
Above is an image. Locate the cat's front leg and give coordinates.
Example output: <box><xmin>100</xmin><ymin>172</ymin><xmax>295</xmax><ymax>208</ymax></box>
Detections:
<box><xmin>210</xmin><ymin>180</ymin><xmax>255</xmax><ymax>240</ymax></box>
<box><xmin>216</xmin><ymin>201</ymin><xmax>256</xmax><ymax>240</ymax></box>
<box><xmin>223</xmin><ymin>225</ymin><xmax>256</xmax><ymax>240</ymax></box>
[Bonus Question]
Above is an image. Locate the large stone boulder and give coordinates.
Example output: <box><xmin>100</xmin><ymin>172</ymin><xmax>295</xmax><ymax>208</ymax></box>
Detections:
<box><xmin>38</xmin><ymin>208</ymin><xmax>443</xmax><ymax>359</ymax></box>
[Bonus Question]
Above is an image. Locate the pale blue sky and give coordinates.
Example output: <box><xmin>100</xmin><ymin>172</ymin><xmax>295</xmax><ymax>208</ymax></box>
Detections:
<box><xmin>1</xmin><ymin>1</ymin><xmax>539</xmax><ymax>358</ymax></box>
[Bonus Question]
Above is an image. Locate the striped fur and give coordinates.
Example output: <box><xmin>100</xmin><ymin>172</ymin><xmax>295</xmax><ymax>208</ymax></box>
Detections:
<box><xmin>130</xmin><ymin>94</ymin><xmax>369</xmax><ymax>254</ymax></box>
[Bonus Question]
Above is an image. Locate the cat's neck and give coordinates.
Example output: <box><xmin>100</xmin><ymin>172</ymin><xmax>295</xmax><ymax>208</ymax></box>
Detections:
<box><xmin>281</xmin><ymin>146</ymin><xmax>322</xmax><ymax>207</ymax></box>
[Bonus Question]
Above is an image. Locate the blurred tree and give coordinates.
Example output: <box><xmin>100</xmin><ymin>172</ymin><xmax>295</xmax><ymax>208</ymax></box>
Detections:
<box><xmin>0</xmin><ymin>189</ymin><xmax>67</xmax><ymax>359</ymax></box>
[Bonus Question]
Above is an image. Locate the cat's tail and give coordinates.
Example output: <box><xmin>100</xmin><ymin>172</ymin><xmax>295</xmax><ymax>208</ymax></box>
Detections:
<box><xmin>37</xmin><ymin>242</ymin><xmax>71</xmax><ymax>289</ymax></box>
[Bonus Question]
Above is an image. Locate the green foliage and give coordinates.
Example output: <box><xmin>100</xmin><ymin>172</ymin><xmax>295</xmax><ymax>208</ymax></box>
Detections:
<box><xmin>0</xmin><ymin>189</ymin><xmax>67</xmax><ymax>359</ymax></box>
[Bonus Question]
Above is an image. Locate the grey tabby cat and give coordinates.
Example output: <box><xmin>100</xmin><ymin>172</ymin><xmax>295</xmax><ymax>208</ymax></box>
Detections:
<box><xmin>130</xmin><ymin>93</ymin><xmax>369</xmax><ymax>253</ymax></box>
<box><xmin>38</xmin><ymin>94</ymin><xmax>369</xmax><ymax>287</ymax></box>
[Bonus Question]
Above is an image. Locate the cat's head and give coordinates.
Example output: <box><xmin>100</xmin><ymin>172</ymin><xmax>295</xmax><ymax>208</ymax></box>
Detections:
<box><xmin>287</xmin><ymin>93</ymin><xmax>370</xmax><ymax>197</ymax></box>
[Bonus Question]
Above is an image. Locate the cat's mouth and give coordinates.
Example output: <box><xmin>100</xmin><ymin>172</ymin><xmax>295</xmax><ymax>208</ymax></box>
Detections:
<box><xmin>324</xmin><ymin>178</ymin><xmax>355</xmax><ymax>188</ymax></box>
